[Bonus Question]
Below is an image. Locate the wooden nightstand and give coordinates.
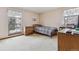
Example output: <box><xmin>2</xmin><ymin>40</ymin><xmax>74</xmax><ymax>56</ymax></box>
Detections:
<box><xmin>25</xmin><ymin>26</ymin><xmax>34</xmax><ymax>35</ymax></box>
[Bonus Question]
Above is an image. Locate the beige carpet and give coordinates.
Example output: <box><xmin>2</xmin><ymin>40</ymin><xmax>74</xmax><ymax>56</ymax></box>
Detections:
<box><xmin>0</xmin><ymin>34</ymin><xmax>58</xmax><ymax>51</ymax></box>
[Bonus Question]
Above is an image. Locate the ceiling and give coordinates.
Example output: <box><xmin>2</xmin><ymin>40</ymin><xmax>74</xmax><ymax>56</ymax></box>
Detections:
<box><xmin>22</xmin><ymin>7</ymin><xmax>59</xmax><ymax>13</ymax></box>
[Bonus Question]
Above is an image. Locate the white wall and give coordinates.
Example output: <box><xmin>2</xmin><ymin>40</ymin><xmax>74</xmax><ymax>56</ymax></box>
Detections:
<box><xmin>40</xmin><ymin>8</ymin><xmax>64</xmax><ymax>29</ymax></box>
<box><xmin>0</xmin><ymin>7</ymin><xmax>8</xmax><ymax>36</ymax></box>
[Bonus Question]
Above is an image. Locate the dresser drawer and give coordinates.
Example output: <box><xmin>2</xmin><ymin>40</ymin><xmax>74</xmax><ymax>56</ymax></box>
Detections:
<box><xmin>58</xmin><ymin>32</ymin><xmax>79</xmax><ymax>51</ymax></box>
<box><xmin>25</xmin><ymin>26</ymin><xmax>34</xmax><ymax>35</ymax></box>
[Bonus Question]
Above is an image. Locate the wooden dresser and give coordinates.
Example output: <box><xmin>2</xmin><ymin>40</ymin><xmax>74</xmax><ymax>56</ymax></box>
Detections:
<box><xmin>58</xmin><ymin>32</ymin><xmax>79</xmax><ymax>51</ymax></box>
<box><xmin>25</xmin><ymin>26</ymin><xmax>34</xmax><ymax>35</ymax></box>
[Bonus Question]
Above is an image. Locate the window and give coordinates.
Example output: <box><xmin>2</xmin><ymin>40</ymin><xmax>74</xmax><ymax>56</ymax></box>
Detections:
<box><xmin>8</xmin><ymin>9</ymin><xmax>22</xmax><ymax>35</ymax></box>
<box><xmin>64</xmin><ymin>8</ymin><xmax>79</xmax><ymax>26</ymax></box>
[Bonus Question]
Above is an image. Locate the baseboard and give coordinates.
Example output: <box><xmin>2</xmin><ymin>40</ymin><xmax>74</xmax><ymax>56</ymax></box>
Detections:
<box><xmin>0</xmin><ymin>33</ymin><xmax>24</xmax><ymax>40</ymax></box>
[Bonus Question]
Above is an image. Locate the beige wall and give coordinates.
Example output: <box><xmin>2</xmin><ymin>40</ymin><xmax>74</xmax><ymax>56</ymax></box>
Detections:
<box><xmin>0</xmin><ymin>7</ymin><xmax>8</xmax><ymax>36</ymax></box>
<box><xmin>40</xmin><ymin>8</ymin><xmax>64</xmax><ymax>29</ymax></box>
<box><xmin>0</xmin><ymin>7</ymin><xmax>67</xmax><ymax>36</ymax></box>
<box><xmin>22</xmin><ymin>10</ymin><xmax>39</xmax><ymax>33</ymax></box>
<box><xmin>0</xmin><ymin>7</ymin><xmax>40</xmax><ymax>36</ymax></box>
<box><xmin>23</xmin><ymin>11</ymin><xmax>39</xmax><ymax>27</ymax></box>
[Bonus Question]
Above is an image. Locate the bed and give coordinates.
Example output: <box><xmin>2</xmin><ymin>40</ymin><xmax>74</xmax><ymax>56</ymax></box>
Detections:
<box><xmin>33</xmin><ymin>24</ymin><xmax>58</xmax><ymax>37</ymax></box>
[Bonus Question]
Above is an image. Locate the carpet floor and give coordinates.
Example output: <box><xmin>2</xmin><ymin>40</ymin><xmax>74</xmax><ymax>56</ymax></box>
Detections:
<box><xmin>0</xmin><ymin>34</ymin><xmax>58</xmax><ymax>51</ymax></box>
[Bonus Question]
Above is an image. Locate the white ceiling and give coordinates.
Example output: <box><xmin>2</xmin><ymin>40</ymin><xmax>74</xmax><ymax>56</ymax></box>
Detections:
<box><xmin>22</xmin><ymin>7</ymin><xmax>59</xmax><ymax>13</ymax></box>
